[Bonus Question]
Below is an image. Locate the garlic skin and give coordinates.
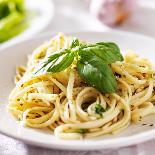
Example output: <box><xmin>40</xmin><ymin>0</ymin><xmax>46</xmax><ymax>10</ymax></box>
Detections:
<box><xmin>89</xmin><ymin>0</ymin><xmax>137</xmax><ymax>26</ymax></box>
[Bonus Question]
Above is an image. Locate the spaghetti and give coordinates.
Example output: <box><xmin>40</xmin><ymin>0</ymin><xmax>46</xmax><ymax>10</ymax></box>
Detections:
<box><xmin>8</xmin><ymin>33</ymin><xmax>155</xmax><ymax>139</ymax></box>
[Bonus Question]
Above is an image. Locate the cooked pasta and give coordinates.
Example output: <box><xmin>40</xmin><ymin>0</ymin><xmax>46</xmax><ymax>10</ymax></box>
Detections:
<box><xmin>8</xmin><ymin>33</ymin><xmax>155</xmax><ymax>139</ymax></box>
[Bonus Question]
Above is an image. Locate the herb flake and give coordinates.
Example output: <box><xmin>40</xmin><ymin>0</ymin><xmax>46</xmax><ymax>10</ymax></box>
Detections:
<box><xmin>95</xmin><ymin>104</ymin><xmax>106</xmax><ymax>117</ymax></box>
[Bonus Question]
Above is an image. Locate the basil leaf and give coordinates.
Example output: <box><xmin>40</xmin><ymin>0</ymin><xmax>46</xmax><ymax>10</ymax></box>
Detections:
<box><xmin>80</xmin><ymin>42</ymin><xmax>123</xmax><ymax>64</ymax></box>
<box><xmin>97</xmin><ymin>42</ymin><xmax>123</xmax><ymax>61</ymax></box>
<box><xmin>47</xmin><ymin>52</ymin><xmax>75</xmax><ymax>73</ymax></box>
<box><xmin>34</xmin><ymin>51</ymin><xmax>68</xmax><ymax>75</ymax></box>
<box><xmin>77</xmin><ymin>58</ymin><xmax>117</xmax><ymax>93</ymax></box>
<box><xmin>34</xmin><ymin>38</ymin><xmax>79</xmax><ymax>75</ymax></box>
<box><xmin>71</xmin><ymin>38</ymin><xmax>79</xmax><ymax>48</ymax></box>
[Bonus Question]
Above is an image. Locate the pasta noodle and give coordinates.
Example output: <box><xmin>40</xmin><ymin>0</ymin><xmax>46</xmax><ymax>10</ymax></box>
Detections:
<box><xmin>8</xmin><ymin>33</ymin><xmax>155</xmax><ymax>139</ymax></box>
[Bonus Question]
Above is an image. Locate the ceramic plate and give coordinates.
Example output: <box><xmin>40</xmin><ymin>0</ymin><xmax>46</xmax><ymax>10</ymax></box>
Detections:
<box><xmin>0</xmin><ymin>31</ymin><xmax>155</xmax><ymax>150</ymax></box>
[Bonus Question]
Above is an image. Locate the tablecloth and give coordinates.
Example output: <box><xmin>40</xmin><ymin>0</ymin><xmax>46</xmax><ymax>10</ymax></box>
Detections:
<box><xmin>1</xmin><ymin>133</ymin><xmax>155</xmax><ymax>155</ymax></box>
<box><xmin>1</xmin><ymin>0</ymin><xmax>155</xmax><ymax>154</ymax></box>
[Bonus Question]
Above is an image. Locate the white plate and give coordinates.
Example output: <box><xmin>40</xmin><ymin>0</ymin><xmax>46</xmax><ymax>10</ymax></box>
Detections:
<box><xmin>0</xmin><ymin>31</ymin><xmax>155</xmax><ymax>150</ymax></box>
<box><xmin>0</xmin><ymin>0</ymin><xmax>54</xmax><ymax>48</ymax></box>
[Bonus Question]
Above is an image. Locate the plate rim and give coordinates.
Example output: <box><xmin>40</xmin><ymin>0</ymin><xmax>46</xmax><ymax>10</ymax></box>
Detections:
<box><xmin>1</xmin><ymin>30</ymin><xmax>155</xmax><ymax>150</ymax></box>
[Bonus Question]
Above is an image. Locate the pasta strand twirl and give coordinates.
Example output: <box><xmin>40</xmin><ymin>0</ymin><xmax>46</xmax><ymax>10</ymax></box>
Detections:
<box><xmin>8</xmin><ymin>33</ymin><xmax>155</xmax><ymax>140</ymax></box>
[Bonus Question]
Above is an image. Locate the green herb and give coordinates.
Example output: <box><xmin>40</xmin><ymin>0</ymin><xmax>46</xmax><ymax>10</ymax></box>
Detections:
<box><xmin>77</xmin><ymin>50</ymin><xmax>117</xmax><ymax>93</ymax></box>
<box><xmin>35</xmin><ymin>49</ymin><xmax>75</xmax><ymax>75</ymax></box>
<box><xmin>46</xmin><ymin>51</ymin><xmax>75</xmax><ymax>73</ymax></box>
<box><xmin>76</xmin><ymin>129</ymin><xmax>88</xmax><ymax>134</ymax></box>
<box><xmin>95</xmin><ymin>104</ymin><xmax>106</xmax><ymax>116</ymax></box>
<box><xmin>34</xmin><ymin>39</ymin><xmax>124</xmax><ymax>93</ymax></box>
<box><xmin>79</xmin><ymin>42</ymin><xmax>123</xmax><ymax>64</ymax></box>
<box><xmin>70</xmin><ymin>38</ymin><xmax>79</xmax><ymax>48</ymax></box>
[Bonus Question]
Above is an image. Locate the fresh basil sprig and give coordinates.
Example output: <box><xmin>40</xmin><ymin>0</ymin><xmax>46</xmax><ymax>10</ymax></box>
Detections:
<box><xmin>34</xmin><ymin>38</ymin><xmax>124</xmax><ymax>93</ymax></box>
<box><xmin>35</xmin><ymin>49</ymin><xmax>74</xmax><ymax>74</ymax></box>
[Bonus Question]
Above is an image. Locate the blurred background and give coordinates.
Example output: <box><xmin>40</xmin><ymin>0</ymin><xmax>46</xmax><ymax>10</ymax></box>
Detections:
<box><xmin>0</xmin><ymin>0</ymin><xmax>155</xmax><ymax>46</ymax></box>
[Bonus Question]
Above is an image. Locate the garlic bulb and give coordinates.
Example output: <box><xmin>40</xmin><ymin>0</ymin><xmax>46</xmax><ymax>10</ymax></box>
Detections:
<box><xmin>89</xmin><ymin>0</ymin><xmax>137</xmax><ymax>26</ymax></box>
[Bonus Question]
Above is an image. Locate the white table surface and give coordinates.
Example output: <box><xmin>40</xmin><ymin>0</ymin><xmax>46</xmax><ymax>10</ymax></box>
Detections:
<box><xmin>1</xmin><ymin>0</ymin><xmax>155</xmax><ymax>154</ymax></box>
